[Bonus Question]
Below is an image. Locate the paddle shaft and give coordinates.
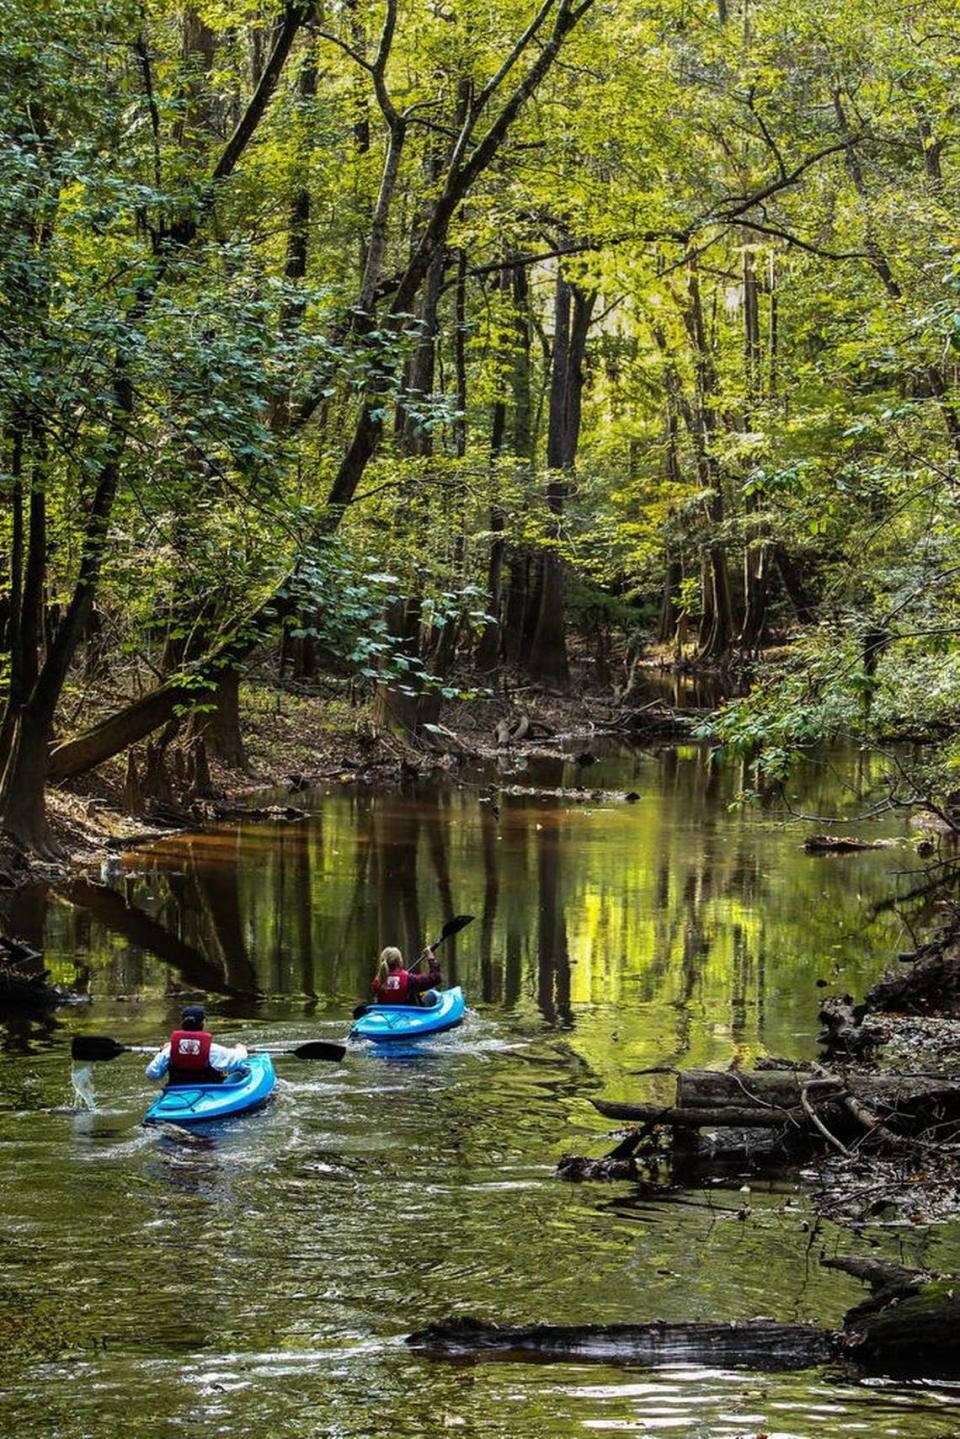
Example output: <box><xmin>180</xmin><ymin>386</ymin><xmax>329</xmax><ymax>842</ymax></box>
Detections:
<box><xmin>408</xmin><ymin>914</ymin><xmax>474</xmax><ymax>972</ymax></box>
<box><xmin>72</xmin><ymin>1036</ymin><xmax>345</xmax><ymax>1063</ymax></box>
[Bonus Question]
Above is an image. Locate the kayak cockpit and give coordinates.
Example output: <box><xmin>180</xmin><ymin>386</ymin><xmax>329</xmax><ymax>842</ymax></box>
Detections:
<box><xmin>350</xmin><ymin>986</ymin><xmax>466</xmax><ymax>1043</ymax></box>
<box><xmin>143</xmin><ymin>1053</ymin><xmax>276</xmax><ymax>1124</ymax></box>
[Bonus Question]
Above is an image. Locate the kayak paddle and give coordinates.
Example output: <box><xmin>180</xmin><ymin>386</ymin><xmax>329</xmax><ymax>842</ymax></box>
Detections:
<box><xmin>71</xmin><ymin>1034</ymin><xmax>347</xmax><ymax>1063</ymax></box>
<box><xmin>352</xmin><ymin>913</ymin><xmax>475</xmax><ymax>1019</ymax></box>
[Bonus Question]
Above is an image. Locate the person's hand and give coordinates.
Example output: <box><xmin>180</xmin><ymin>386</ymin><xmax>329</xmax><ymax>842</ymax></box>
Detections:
<box><xmin>419</xmin><ymin>946</ymin><xmax>435</xmax><ymax>963</ymax></box>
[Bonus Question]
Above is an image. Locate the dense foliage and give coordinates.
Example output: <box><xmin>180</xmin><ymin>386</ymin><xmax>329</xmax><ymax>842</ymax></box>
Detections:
<box><xmin>2</xmin><ymin>0</ymin><xmax>960</xmax><ymax>844</ymax></box>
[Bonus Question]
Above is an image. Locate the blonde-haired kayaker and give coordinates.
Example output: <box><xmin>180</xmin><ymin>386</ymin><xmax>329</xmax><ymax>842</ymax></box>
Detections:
<box><xmin>372</xmin><ymin>946</ymin><xmax>441</xmax><ymax>1005</ymax></box>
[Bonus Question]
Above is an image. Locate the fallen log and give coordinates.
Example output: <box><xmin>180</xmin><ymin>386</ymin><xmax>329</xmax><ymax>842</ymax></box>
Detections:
<box><xmin>600</xmin><ymin>1068</ymin><xmax>960</xmax><ymax>1118</ymax></box>
<box><xmin>803</xmin><ymin>834</ymin><xmax>889</xmax><ymax>853</ymax></box>
<box><xmin>592</xmin><ymin>1100</ymin><xmax>802</xmax><ymax>1128</ymax></box>
<box><xmin>408</xmin><ymin>1262</ymin><xmax>960</xmax><ymax>1377</ymax></box>
<box><xmin>818</xmin><ymin>996</ymin><xmax>874</xmax><ymax>1058</ymax></box>
<box><xmin>841</xmin><ymin>1278</ymin><xmax>960</xmax><ymax>1374</ymax></box>
<box><xmin>557</xmin><ymin>1129</ymin><xmax>648</xmax><ymax>1181</ymax></box>
<box><xmin>406</xmin><ymin>1316</ymin><xmax>839</xmax><ymax>1370</ymax></box>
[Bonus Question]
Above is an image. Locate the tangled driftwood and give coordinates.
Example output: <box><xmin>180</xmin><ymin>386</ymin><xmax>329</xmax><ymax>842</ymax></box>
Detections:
<box><xmin>0</xmin><ymin>936</ymin><xmax>59</xmax><ymax>1012</ymax></box>
<box><xmin>593</xmin><ymin>1065</ymin><xmax>960</xmax><ymax>1141</ymax></box>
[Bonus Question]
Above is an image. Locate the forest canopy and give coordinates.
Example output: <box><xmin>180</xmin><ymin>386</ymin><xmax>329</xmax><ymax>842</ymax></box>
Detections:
<box><xmin>2</xmin><ymin>0</ymin><xmax>960</xmax><ymax>848</ymax></box>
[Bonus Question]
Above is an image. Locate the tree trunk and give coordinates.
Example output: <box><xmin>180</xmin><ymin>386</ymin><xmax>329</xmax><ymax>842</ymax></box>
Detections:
<box><xmin>528</xmin><ymin>270</ymin><xmax>595</xmax><ymax>683</ymax></box>
<box><xmin>0</xmin><ymin>425</ymin><xmax>26</xmax><ymax>772</ymax></box>
<box><xmin>678</xmin><ymin>259</ymin><xmax>735</xmax><ymax>661</ymax></box>
<box><xmin>503</xmin><ymin>552</ymin><xmax>531</xmax><ymax>664</ymax></box>
<box><xmin>399</xmin><ymin>241</ymin><xmax>445</xmax><ymax>455</ymax></box>
<box><xmin>370</xmin><ymin>595</ymin><xmax>426</xmax><ymax>738</ymax></box>
<box><xmin>657</xmin><ymin>556</ymin><xmax>684</xmax><ymax>645</ymax></box>
<box><xmin>0</xmin><ymin>706</ymin><xmax>55</xmax><ymax>852</ymax></box>
<box><xmin>408</xmin><ymin>1316</ymin><xmax>837</xmax><ymax>1370</ymax></box>
<box><xmin>774</xmin><ymin>544</ymin><xmax>816</xmax><ymax>624</ymax></box>
<box><xmin>738</xmin><ymin>240</ymin><xmax>769</xmax><ymax>650</ymax></box>
<box><xmin>500</xmin><ymin>263</ymin><xmax>535</xmax><ymax>666</ymax></box>
<box><xmin>475</xmin><ymin>266</ymin><xmax>511</xmax><ymax>675</ymax></box>
<box><xmin>192</xmin><ymin>669</ymin><xmax>248</xmax><ymax>770</ymax></box>
<box><xmin>739</xmin><ymin>506</ymin><xmax>769</xmax><ymax>650</ymax></box>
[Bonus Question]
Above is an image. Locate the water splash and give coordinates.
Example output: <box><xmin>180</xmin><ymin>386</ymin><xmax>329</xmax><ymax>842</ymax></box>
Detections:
<box><xmin>70</xmin><ymin>1064</ymin><xmax>97</xmax><ymax>1111</ymax></box>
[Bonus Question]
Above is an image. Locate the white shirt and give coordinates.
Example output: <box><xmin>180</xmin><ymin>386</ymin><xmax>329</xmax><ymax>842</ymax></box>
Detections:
<box><xmin>145</xmin><ymin>1040</ymin><xmax>248</xmax><ymax>1082</ymax></box>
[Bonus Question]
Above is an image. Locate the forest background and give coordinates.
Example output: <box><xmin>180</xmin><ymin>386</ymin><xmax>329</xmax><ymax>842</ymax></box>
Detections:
<box><xmin>2</xmin><ymin>0</ymin><xmax>959</xmax><ymax>856</ymax></box>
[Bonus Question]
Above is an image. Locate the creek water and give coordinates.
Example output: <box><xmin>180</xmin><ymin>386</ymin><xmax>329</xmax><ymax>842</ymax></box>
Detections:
<box><xmin>3</xmin><ymin>742</ymin><xmax>960</xmax><ymax>1438</ymax></box>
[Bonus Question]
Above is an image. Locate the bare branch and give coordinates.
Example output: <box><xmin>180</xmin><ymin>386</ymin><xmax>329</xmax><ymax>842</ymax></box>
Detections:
<box><xmin>733</xmin><ymin>217</ymin><xmax>870</xmax><ymax>262</ymax></box>
<box><xmin>704</xmin><ymin>139</ymin><xmax>854</xmax><ymax>227</ymax></box>
<box><xmin>313</xmin><ymin>27</ymin><xmax>374</xmax><ymax>73</ymax></box>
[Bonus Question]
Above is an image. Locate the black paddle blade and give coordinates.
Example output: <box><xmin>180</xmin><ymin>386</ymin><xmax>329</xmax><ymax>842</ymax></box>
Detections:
<box><xmin>429</xmin><ymin>913</ymin><xmax>475</xmax><ymax>949</ymax></box>
<box><xmin>290</xmin><ymin>1040</ymin><xmax>346</xmax><ymax>1062</ymax></box>
<box><xmin>71</xmin><ymin>1035</ymin><xmax>127</xmax><ymax>1062</ymax></box>
<box><xmin>352</xmin><ymin>1003</ymin><xmax>370</xmax><ymax>1020</ymax></box>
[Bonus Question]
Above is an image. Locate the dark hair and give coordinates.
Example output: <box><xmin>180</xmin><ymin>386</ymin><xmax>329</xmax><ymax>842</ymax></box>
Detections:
<box><xmin>181</xmin><ymin>1004</ymin><xmax>206</xmax><ymax>1030</ymax></box>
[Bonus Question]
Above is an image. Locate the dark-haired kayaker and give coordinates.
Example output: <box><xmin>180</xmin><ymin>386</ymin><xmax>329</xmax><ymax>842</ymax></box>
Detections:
<box><xmin>145</xmin><ymin>1004</ymin><xmax>248</xmax><ymax>1085</ymax></box>
<box><xmin>372</xmin><ymin>947</ymin><xmax>441</xmax><ymax>1005</ymax></box>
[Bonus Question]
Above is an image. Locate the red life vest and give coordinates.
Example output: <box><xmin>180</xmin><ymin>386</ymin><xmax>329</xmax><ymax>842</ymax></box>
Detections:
<box><xmin>378</xmin><ymin>969</ymin><xmax>411</xmax><ymax>1004</ymax></box>
<box><xmin>168</xmin><ymin>1029</ymin><xmax>213</xmax><ymax>1078</ymax></box>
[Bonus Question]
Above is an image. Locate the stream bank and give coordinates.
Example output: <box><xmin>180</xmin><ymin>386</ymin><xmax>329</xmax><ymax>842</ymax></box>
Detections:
<box><xmin>0</xmin><ymin>676</ymin><xmax>704</xmax><ymax>897</ymax></box>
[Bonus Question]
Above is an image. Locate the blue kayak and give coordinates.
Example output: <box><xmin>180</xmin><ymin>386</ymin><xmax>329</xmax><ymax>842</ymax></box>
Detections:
<box><xmin>350</xmin><ymin>986</ymin><xmax>466</xmax><ymax>1043</ymax></box>
<box><xmin>143</xmin><ymin>1054</ymin><xmax>276</xmax><ymax>1125</ymax></box>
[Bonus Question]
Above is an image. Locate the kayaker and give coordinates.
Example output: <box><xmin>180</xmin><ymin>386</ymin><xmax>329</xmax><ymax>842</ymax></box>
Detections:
<box><xmin>372</xmin><ymin>946</ymin><xmax>441</xmax><ymax>1005</ymax></box>
<box><xmin>145</xmin><ymin>1004</ymin><xmax>248</xmax><ymax>1085</ymax></box>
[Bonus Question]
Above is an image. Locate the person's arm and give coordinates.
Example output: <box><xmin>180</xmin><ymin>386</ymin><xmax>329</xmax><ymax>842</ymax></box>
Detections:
<box><xmin>411</xmin><ymin>949</ymin><xmax>441</xmax><ymax>992</ymax></box>
<box><xmin>144</xmin><ymin>1044</ymin><xmax>171</xmax><ymax>1081</ymax></box>
<box><xmin>209</xmin><ymin>1042</ymin><xmax>248</xmax><ymax>1071</ymax></box>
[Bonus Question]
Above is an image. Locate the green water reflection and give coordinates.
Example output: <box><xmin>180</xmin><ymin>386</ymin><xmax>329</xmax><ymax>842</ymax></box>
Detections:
<box><xmin>2</xmin><ymin>745</ymin><xmax>960</xmax><ymax>1438</ymax></box>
